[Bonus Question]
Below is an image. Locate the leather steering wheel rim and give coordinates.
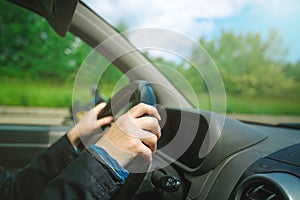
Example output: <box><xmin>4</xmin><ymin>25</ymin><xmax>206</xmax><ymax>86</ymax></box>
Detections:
<box><xmin>98</xmin><ymin>80</ymin><xmax>157</xmax><ymax>119</ymax></box>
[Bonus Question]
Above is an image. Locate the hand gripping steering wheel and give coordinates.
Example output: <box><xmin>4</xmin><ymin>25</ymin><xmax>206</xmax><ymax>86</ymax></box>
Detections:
<box><xmin>97</xmin><ymin>80</ymin><xmax>157</xmax><ymax>200</ymax></box>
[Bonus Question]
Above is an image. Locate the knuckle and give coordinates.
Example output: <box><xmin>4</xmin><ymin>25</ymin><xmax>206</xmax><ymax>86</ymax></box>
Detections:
<box><xmin>147</xmin><ymin>135</ymin><xmax>158</xmax><ymax>145</ymax></box>
<box><xmin>151</xmin><ymin>135</ymin><xmax>158</xmax><ymax>143</ymax></box>
<box><xmin>128</xmin><ymin>139</ymin><xmax>140</xmax><ymax>150</ymax></box>
<box><xmin>148</xmin><ymin>116</ymin><xmax>158</xmax><ymax>126</ymax></box>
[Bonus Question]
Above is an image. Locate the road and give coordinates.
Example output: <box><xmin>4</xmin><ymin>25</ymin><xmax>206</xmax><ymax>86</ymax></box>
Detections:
<box><xmin>0</xmin><ymin>106</ymin><xmax>71</xmax><ymax>125</ymax></box>
<box><xmin>0</xmin><ymin>106</ymin><xmax>300</xmax><ymax>125</ymax></box>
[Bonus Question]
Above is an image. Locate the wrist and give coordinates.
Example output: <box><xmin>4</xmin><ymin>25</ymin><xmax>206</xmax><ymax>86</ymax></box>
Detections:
<box><xmin>67</xmin><ymin>126</ymin><xmax>81</xmax><ymax>149</ymax></box>
<box><xmin>95</xmin><ymin>135</ymin><xmax>135</xmax><ymax>167</ymax></box>
<box><xmin>90</xmin><ymin>144</ymin><xmax>129</xmax><ymax>182</ymax></box>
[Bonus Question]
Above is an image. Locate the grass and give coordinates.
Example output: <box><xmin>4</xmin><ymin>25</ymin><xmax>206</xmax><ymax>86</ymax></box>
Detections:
<box><xmin>226</xmin><ymin>96</ymin><xmax>300</xmax><ymax>115</ymax></box>
<box><xmin>0</xmin><ymin>79</ymin><xmax>73</xmax><ymax>107</ymax></box>
<box><xmin>0</xmin><ymin>79</ymin><xmax>299</xmax><ymax>115</ymax></box>
<box><xmin>0</xmin><ymin>79</ymin><xmax>117</xmax><ymax>107</ymax></box>
<box><xmin>187</xmin><ymin>93</ymin><xmax>300</xmax><ymax>115</ymax></box>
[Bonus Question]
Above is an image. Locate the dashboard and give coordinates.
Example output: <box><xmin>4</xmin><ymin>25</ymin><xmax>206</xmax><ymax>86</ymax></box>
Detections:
<box><xmin>132</xmin><ymin>108</ymin><xmax>300</xmax><ymax>200</ymax></box>
<box><xmin>1</xmin><ymin>107</ymin><xmax>299</xmax><ymax>199</ymax></box>
<box><xmin>157</xmin><ymin>108</ymin><xmax>209</xmax><ymax>169</ymax></box>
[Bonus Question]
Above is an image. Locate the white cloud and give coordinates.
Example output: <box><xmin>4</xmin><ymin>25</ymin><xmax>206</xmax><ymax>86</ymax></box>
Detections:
<box><xmin>83</xmin><ymin>0</ymin><xmax>252</xmax><ymax>36</ymax></box>
<box><xmin>251</xmin><ymin>0</ymin><xmax>300</xmax><ymax>18</ymax></box>
<box><xmin>83</xmin><ymin>0</ymin><xmax>298</xmax><ymax>35</ymax></box>
<box><xmin>83</xmin><ymin>0</ymin><xmax>300</xmax><ymax>61</ymax></box>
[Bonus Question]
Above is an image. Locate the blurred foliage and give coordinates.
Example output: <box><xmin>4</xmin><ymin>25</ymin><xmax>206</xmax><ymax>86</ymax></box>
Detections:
<box><xmin>197</xmin><ymin>29</ymin><xmax>299</xmax><ymax>97</ymax></box>
<box><xmin>0</xmin><ymin>1</ymin><xmax>91</xmax><ymax>83</ymax></box>
<box><xmin>284</xmin><ymin>61</ymin><xmax>300</xmax><ymax>82</ymax></box>
<box><xmin>145</xmin><ymin>29</ymin><xmax>300</xmax><ymax>115</ymax></box>
<box><xmin>0</xmin><ymin>78</ymin><xmax>73</xmax><ymax>107</ymax></box>
<box><xmin>1</xmin><ymin>1</ymin><xmax>300</xmax><ymax>113</ymax></box>
<box><xmin>0</xmin><ymin>1</ymin><xmax>125</xmax><ymax>85</ymax></box>
<box><xmin>146</xmin><ymin>29</ymin><xmax>300</xmax><ymax>99</ymax></box>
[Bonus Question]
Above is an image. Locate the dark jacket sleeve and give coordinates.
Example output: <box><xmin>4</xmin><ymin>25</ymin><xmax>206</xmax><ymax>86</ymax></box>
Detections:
<box><xmin>0</xmin><ymin>135</ymin><xmax>78</xmax><ymax>200</ymax></box>
<box><xmin>33</xmin><ymin>149</ymin><xmax>122</xmax><ymax>200</ymax></box>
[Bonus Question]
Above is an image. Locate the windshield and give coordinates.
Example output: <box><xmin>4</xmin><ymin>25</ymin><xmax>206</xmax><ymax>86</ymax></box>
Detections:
<box><xmin>82</xmin><ymin>0</ymin><xmax>300</xmax><ymax>124</ymax></box>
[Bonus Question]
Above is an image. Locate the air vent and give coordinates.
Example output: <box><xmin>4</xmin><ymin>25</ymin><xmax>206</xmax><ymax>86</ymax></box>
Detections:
<box><xmin>234</xmin><ymin>173</ymin><xmax>300</xmax><ymax>200</ymax></box>
<box><xmin>240</xmin><ymin>181</ymin><xmax>283</xmax><ymax>200</ymax></box>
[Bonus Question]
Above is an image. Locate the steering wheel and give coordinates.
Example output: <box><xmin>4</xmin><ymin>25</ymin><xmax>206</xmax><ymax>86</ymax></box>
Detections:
<box><xmin>98</xmin><ymin>80</ymin><xmax>156</xmax><ymax>119</ymax></box>
<box><xmin>98</xmin><ymin>80</ymin><xmax>157</xmax><ymax>199</ymax></box>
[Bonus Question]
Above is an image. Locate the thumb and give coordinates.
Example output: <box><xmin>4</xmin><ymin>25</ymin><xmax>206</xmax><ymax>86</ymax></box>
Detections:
<box><xmin>94</xmin><ymin>102</ymin><xmax>107</xmax><ymax>115</ymax></box>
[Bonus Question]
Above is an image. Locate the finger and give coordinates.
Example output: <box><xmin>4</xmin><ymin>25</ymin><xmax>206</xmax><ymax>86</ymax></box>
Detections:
<box><xmin>135</xmin><ymin>117</ymin><xmax>161</xmax><ymax>139</ymax></box>
<box><xmin>129</xmin><ymin>103</ymin><xmax>161</xmax><ymax>120</ymax></box>
<box><xmin>98</xmin><ymin>116</ymin><xmax>113</xmax><ymax>126</ymax></box>
<box><xmin>94</xmin><ymin>102</ymin><xmax>107</xmax><ymax>115</ymax></box>
<box><xmin>137</xmin><ymin>142</ymin><xmax>153</xmax><ymax>163</ymax></box>
<box><xmin>140</xmin><ymin>134</ymin><xmax>158</xmax><ymax>152</ymax></box>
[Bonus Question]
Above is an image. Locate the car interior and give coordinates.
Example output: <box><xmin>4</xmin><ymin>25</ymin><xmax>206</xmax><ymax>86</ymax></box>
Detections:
<box><xmin>1</xmin><ymin>0</ymin><xmax>300</xmax><ymax>199</ymax></box>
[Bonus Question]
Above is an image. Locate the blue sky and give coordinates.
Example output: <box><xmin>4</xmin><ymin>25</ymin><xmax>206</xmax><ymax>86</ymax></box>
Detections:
<box><xmin>84</xmin><ymin>0</ymin><xmax>300</xmax><ymax>63</ymax></box>
<box><xmin>208</xmin><ymin>1</ymin><xmax>300</xmax><ymax>63</ymax></box>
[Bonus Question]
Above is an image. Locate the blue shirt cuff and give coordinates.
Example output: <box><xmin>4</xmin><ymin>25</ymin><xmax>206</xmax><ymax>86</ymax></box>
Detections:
<box><xmin>90</xmin><ymin>144</ymin><xmax>129</xmax><ymax>183</ymax></box>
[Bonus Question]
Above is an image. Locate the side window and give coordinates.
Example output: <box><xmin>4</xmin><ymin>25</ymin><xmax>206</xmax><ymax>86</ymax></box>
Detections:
<box><xmin>0</xmin><ymin>1</ymin><xmax>128</xmax><ymax>125</ymax></box>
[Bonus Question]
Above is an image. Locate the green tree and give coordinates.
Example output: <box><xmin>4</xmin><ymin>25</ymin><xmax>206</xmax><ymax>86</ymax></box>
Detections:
<box><xmin>195</xmin><ymin>29</ymin><xmax>297</xmax><ymax>97</ymax></box>
<box><xmin>284</xmin><ymin>61</ymin><xmax>300</xmax><ymax>82</ymax></box>
<box><xmin>0</xmin><ymin>1</ymin><xmax>91</xmax><ymax>83</ymax></box>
